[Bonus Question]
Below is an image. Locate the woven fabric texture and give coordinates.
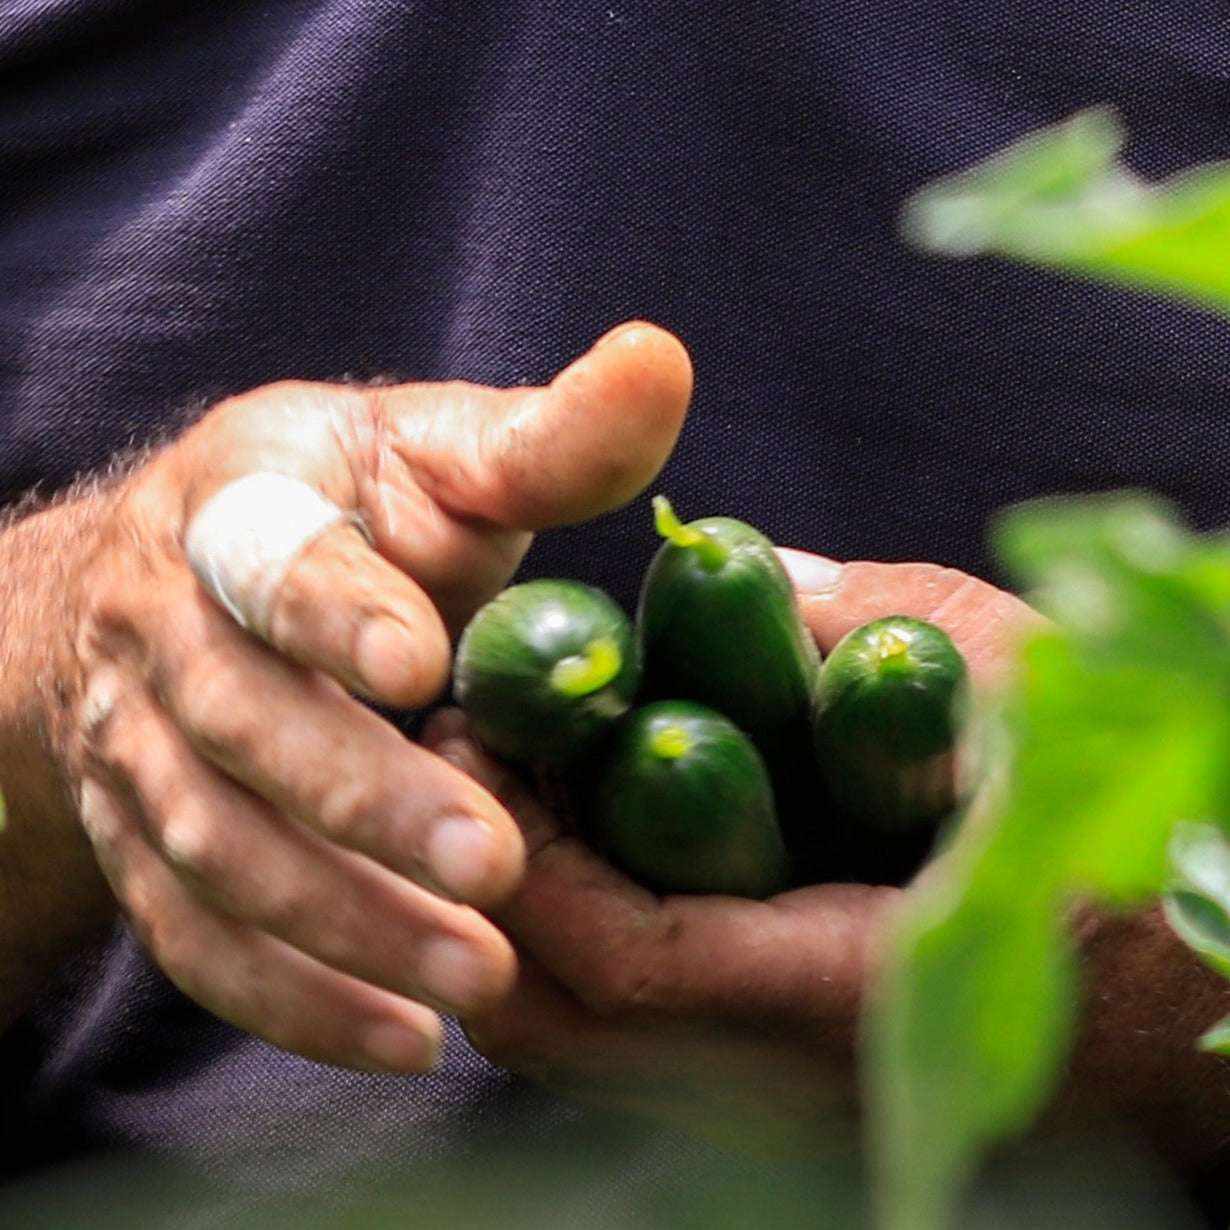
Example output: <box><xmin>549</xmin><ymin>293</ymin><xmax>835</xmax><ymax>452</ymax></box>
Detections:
<box><xmin>3</xmin><ymin>0</ymin><xmax>1230</xmax><ymax>1222</ymax></box>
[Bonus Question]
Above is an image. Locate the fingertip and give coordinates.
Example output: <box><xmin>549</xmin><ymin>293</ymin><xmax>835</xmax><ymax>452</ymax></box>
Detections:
<box><xmin>354</xmin><ymin>616</ymin><xmax>417</xmax><ymax>697</ymax></box>
<box><xmin>361</xmin><ymin>1011</ymin><xmax>444</xmax><ymax>1074</ymax></box>
<box><xmin>473</xmin><ymin>925</ymin><xmax>521</xmax><ymax>1010</ymax></box>
<box><xmin>267</xmin><ymin>523</ymin><xmax>454</xmax><ymax>708</ymax></box>
<box><xmin>592</xmin><ymin>319</ymin><xmax>694</xmax><ymax>395</ymax></box>
<box><xmin>491</xmin><ymin>320</ymin><xmax>693</xmax><ymax>529</ymax></box>
<box><xmin>426</xmin><ymin>808</ymin><xmax>527</xmax><ymax>910</ymax></box>
<box><xmin>777</xmin><ymin>547</ymin><xmax>845</xmax><ymax>596</ymax></box>
<box><xmin>573</xmin><ymin>319</ymin><xmax>693</xmax><ymax>434</ymax></box>
<box><xmin>355</xmin><ymin>612</ymin><xmax>451</xmax><ymax>708</ymax></box>
<box><xmin>429</xmin><ymin>737</ymin><xmax>562</xmax><ymax>861</ymax></box>
<box><xmin>423</xmin><ymin>926</ymin><xmax>520</xmax><ymax>1018</ymax></box>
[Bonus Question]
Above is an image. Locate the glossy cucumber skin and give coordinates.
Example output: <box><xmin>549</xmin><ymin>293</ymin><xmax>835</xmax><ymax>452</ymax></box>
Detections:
<box><xmin>454</xmin><ymin>580</ymin><xmax>639</xmax><ymax>767</ymax></box>
<box><xmin>586</xmin><ymin>700</ymin><xmax>789</xmax><ymax>898</ymax></box>
<box><xmin>637</xmin><ymin>515</ymin><xmax>826</xmax><ymax>869</ymax></box>
<box><xmin>638</xmin><ymin>517</ymin><xmax>820</xmax><ymax>743</ymax></box>
<box><xmin>813</xmin><ymin>616</ymin><xmax>968</xmax><ymax>832</ymax></box>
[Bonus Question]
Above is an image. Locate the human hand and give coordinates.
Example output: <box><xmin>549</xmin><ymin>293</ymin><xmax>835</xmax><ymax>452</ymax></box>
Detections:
<box><xmin>47</xmin><ymin>322</ymin><xmax>691</xmax><ymax>1070</ymax></box>
<box><xmin>439</xmin><ymin>732</ymin><xmax>897</xmax><ymax>1148</ymax></box>
<box><xmin>423</xmin><ymin>554</ymin><xmax>1037</xmax><ymax>1145</ymax></box>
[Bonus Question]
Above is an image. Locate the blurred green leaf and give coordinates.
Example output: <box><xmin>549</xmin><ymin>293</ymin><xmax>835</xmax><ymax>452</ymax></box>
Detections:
<box><xmin>993</xmin><ymin>492</ymin><xmax>1185</xmax><ymax>585</ymax></box>
<box><xmin>1164</xmin><ymin>822</ymin><xmax>1230</xmax><ymax>982</ymax></box>
<box><xmin>1198</xmin><ymin>1017</ymin><xmax>1230</xmax><ymax>1055</ymax></box>
<box><xmin>900</xmin><ymin>107</ymin><xmax>1127</xmax><ymax>262</ymax></box>
<box><xmin>869</xmin><ymin>884</ymin><xmax>1073</xmax><ymax>1230</ymax></box>
<box><xmin>877</xmin><ymin>108</ymin><xmax>1230</xmax><ymax>1230</ymax></box>
<box><xmin>995</xmin><ymin>641</ymin><xmax>1229</xmax><ymax>903</ymax></box>
<box><xmin>870</xmin><ymin>497</ymin><xmax>1230</xmax><ymax>1229</ymax></box>
<box><xmin>903</xmin><ymin>108</ymin><xmax>1230</xmax><ymax>315</ymax></box>
<box><xmin>992</xmin><ymin>494</ymin><xmax>1230</xmax><ymax>674</ymax></box>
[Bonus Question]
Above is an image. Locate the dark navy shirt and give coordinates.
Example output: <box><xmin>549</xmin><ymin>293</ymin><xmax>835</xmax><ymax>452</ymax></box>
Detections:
<box><xmin>3</xmin><ymin>1</ymin><xmax>1230</xmax><ymax>1222</ymax></box>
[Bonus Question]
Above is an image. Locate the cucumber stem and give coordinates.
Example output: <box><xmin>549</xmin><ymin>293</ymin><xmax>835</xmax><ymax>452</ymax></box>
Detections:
<box><xmin>649</xmin><ymin>723</ymin><xmax>692</xmax><ymax>760</ymax></box>
<box><xmin>653</xmin><ymin>496</ymin><xmax>728</xmax><ymax>572</ymax></box>
<box><xmin>875</xmin><ymin>629</ymin><xmax>912</xmax><ymax>671</ymax></box>
<box><xmin>550</xmin><ymin>637</ymin><xmax>623</xmax><ymax>698</ymax></box>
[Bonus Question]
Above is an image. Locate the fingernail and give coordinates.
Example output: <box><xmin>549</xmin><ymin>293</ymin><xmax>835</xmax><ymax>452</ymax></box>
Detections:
<box><xmin>427</xmin><ymin>814</ymin><xmax>497</xmax><ymax>901</ymax></box>
<box><xmin>432</xmin><ymin>738</ymin><xmax>462</xmax><ymax>764</ymax></box>
<box><xmin>362</xmin><ymin>1019</ymin><xmax>441</xmax><ymax>1074</ymax></box>
<box><xmin>777</xmin><ymin>548</ymin><xmax>844</xmax><ymax>595</ymax></box>
<box><xmin>356</xmin><ymin>617</ymin><xmax>416</xmax><ymax>694</ymax></box>
<box><xmin>595</xmin><ymin>320</ymin><xmax>642</xmax><ymax>350</ymax></box>
<box><xmin>419</xmin><ymin>936</ymin><xmax>495</xmax><ymax>1014</ymax></box>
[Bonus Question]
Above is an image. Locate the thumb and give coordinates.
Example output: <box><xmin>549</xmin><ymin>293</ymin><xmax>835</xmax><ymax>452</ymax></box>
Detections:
<box><xmin>396</xmin><ymin>322</ymin><xmax>693</xmax><ymax>530</ymax></box>
<box><xmin>776</xmin><ymin>548</ymin><xmax>1044</xmax><ymax>689</ymax></box>
<box><xmin>492</xmin><ymin>320</ymin><xmax>692</xmax><ymax>527</ymax></box>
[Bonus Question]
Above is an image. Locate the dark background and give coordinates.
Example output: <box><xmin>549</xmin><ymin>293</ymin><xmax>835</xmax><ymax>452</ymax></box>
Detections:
<box><xmin>2</xmin><ymin>0</ymin><xmax>1228</xmax><ymax>1221</ymax></box>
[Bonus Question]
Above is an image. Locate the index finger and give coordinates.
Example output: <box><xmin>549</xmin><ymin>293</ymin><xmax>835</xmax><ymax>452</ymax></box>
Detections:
<box><xmin>265</xmin><ymin>518</ymin><xmax>452</xmax><ymax>707</ymax></box>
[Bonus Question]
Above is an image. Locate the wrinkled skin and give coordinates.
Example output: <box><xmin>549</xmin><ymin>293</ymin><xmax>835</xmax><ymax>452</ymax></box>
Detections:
<box><xmin>0</xmin><ymin>322</ymin><xmax>692</xmax><ymax>1070</ymax></box>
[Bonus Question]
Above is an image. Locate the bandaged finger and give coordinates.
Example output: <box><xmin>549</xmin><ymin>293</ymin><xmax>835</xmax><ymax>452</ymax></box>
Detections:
<box><xmin>184</xmin><ymin>472</ymin><xmax>367</xmax><ymax>639</ymax></box>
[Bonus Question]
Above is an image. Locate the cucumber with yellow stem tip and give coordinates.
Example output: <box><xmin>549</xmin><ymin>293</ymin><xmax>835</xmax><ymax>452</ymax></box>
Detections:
<box><xmin>637</xmin><ymin>496</ymin><xmax>827</xmax><ymax>868</ymax></box>
<box><xmin>454</xmin><ymin>579</ymin><xmax>639</xmax><ymax>767</ymax></box>
<box><xmin>638</xmin><ymin>496</ymin><xmax>820</xmax><ymax>740</ymax></box>
<box><xmin>813</xmin><ymin>615</ymin><xmax>968</xmax><ymax>832</ymax></box>
<box><xmin>585</xmin><ymin>699</ymin><xmax>789</xmax><ymax>898</ymax></box>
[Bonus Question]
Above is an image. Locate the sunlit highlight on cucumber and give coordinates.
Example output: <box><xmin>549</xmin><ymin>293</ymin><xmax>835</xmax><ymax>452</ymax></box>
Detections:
<box><xmin>549</xmin><ymin>636</ymin><xmax>623</xmax><ymax>697</ymax></box>
<box><xmin>653</xmin><ymin>495</ymin><xmax>729</xmax><ymax>572</ymax></box>
<box><xmin>649</xmin><ymin>724</ymin><xmax>692</xmax><ymax>760</ymax></box>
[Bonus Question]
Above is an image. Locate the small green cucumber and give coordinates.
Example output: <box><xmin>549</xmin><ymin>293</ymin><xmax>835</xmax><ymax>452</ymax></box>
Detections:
<box><xmin>637</xmin><ymin>497</ymin><xmax>826</xmax><ymax>867</ymax></box>
<box><xmin>586</xmin><ymin>700</ymin><xmax>789</xmax><ymax>898</ymax></box>
<box><xmin>812</xmin><ymin>615</ymin><xmax>968</xmax><ymax>832</ymax></box>
<box><xmin>454</xmin><ymin>579</ymin><xmax>639</xmax><ymax>767</ymax></box>
<box><xmin>638</xmin><ymin>497</ymin><xmax>820</xmax><ymax>744</ymax></box>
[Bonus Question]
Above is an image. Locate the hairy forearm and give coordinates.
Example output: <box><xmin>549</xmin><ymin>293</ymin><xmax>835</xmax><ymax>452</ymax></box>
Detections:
<box><xmin>0</xmin><ymin>484</ymin><xmax>124</xmax><ymax>1030</ymax></box>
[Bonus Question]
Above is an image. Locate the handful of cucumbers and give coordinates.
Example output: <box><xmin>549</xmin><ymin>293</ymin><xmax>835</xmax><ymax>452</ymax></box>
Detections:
<box><xmin>453</xmin><ymin>498</ymin><xmax>968</xmax><ymax>897</ymax></box>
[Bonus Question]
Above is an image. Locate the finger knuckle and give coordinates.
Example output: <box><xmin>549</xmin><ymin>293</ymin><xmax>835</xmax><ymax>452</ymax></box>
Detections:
<box><xmin>159</xmin><ymin>803</ymin><xmax>225</xmax><ymax>882</ymax></box>
<box><xmin>74</xmin><ymin>669</ymin><xmax>130</xmax><ymax>768</ymax></box>
<box><xmin>140</xmin><ymin>903</ymin><xmax>198</xmax><ymax>985</ymax></box>
<box><xmin>180</xmin><ymin>650</ymin><xmax>257</xmax><ymax>761</ymax></box>
<box><xmin>253</xmin><ymin>869</ymin><xmax>318</xmax><ymax>941</ymax></box>
<box><xmin>224</xmin><ymin>379</ymin><xmax>327</xmax><ymax>417</ymax></box>
<box><xmin>580</xmin><ymin>957</ymin><xmax>644</xmax><ymax>1018</ymax></box>
<box><xmin>77</xmin><ymin>778</ymin><xmax>125</xmax><ymax>849</ymax></box>
<box><xmin>75</xmin><ymin>584</ymin><xmax>130</xmax><ymax>664</ymax></box>
<box><xmin>927</xmin><ymin>569</ymin><xmax>984</xmax><ymax>619</ymax></box>
<box><xmin>315</xmin><ymin>773</ymin><xmax>386</xmax><ymax>846</ymax></box>
<box><xmin>581</xmin><ymin>919</ymin><xmax>680</xmax><ymax>1017</ymax></box>
<box><xmin>255</xmin><ymin>378</ymin><xmax>321</xmax><ymax>400</ymax></box>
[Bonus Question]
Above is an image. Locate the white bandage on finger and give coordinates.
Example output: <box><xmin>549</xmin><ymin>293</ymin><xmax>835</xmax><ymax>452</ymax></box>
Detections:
<box><xmin>184</xmin><ymin>472</ymin><xmax>369</xmax><ymax>639</ymax></box>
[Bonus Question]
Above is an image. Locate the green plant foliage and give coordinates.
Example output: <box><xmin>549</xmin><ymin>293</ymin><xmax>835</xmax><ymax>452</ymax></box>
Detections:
<box><xmin>902</xmin><ymin>107</ymin><xmax>1230</xmax><ymax>314</ymax></box>
<box><xmin>869</xmin><ymin>111</ymin><xmax>1230</xmax><ymax>1230</ymax></box>
<box><xmin>869</xmin><ymin>878</ymin><xmax>1074</xmax><ymax>1230</ymax></box>
<box><xmin>1165</xmin><ymin>822</ymin><xmax>1230</xmax><ymax>1047</ymax></box>
<box><xmin>868</xmin><ymin>494</ymin><xmax>1230</xmax><ymax>1230</ymax></box>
